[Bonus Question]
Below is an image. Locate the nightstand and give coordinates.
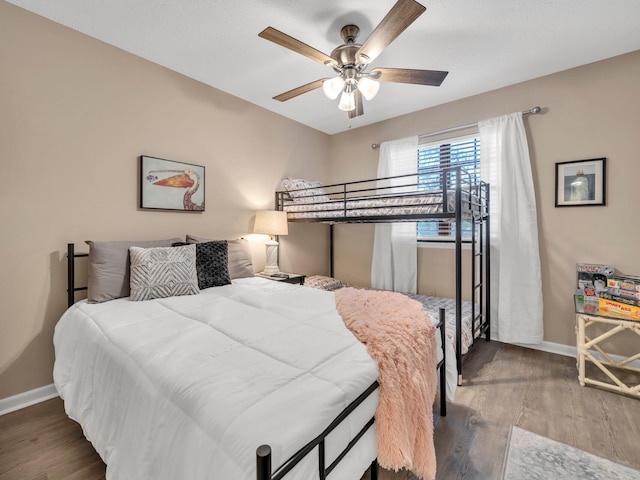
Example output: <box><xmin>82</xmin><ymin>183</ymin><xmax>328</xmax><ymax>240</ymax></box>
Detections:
<box><xmin>256</xmin><ymin>273</ymin><xmax>306</xmax><ymax>285</ymax></box>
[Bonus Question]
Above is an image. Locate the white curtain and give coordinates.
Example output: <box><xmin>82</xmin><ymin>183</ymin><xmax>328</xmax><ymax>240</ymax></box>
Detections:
<box><xmin>479</xmin><ymin>113</ymin><xmax>543</xmax><ymax>344</ymax></box>
<box><xmin>371</xmin><ymin>136</ymin><xmax>419</xmax><ymax>294</ymax></box>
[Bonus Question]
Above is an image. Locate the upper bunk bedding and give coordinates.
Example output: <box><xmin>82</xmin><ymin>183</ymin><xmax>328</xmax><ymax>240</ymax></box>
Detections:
<box><xmin>276</xmin><ymin>168</ymin><xmax>488</xmax><ymax>224</ymax></box>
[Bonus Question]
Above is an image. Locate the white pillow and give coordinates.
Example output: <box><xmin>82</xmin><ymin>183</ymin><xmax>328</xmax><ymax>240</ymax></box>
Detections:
<box><xmin>129</xmin><ymin>244</ymin><xmax>199</xmax><ymax>301</ymax></box>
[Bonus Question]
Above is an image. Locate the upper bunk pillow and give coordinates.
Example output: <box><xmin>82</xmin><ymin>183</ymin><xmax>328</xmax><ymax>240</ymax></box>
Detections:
<box><xmin>173</xmin><ymin>240</ymin><xmax>231</xmax><ymax>289</ymax></box>
<box><xmin>186</xmin><ymin>235</ymin><xmax>254</xmax><ymax>279</ymax></box>
<box><xmin>129</xmin><ymin>244</ymin><xmax>199</xmax><ymax>302</ymax></box>
<box><xmin>86</xmin><ymin>238</ymin><xmax>182</xmax><ymax>303</ymax></box>
<box><xmin>281</xmin><ymin>177</ymin><xmax>330</xmax><ymax>204</ymax></box>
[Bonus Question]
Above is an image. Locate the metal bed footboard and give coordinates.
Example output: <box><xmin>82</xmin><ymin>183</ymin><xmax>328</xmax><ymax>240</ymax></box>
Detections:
<box><xmin>257</xmin><ymin>308</ymin><xmax>447</xmax><ymax>480</ymax></box>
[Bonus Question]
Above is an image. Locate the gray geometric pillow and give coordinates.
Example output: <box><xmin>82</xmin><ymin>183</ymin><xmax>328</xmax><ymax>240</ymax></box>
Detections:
<box><xmin>129</xmin><ymin>244</ymin><xmax>199</xmax><ymax>301</ymax></box>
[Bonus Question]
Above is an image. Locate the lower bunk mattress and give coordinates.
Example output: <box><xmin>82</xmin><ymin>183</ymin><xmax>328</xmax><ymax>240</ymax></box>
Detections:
<box><xmin>407</xmin><ymin>294</ymin><xmax>475</xmax><ymax>357</ymax></box>
<box><xmin>305</xmin><ymin>276</ymin><xmax>476</xmax><ymax>400</ymax></box>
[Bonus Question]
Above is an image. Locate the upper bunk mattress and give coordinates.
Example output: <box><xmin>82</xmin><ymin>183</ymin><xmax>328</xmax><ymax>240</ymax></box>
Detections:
<box><xmin>282</xmin><ymin>190</ymin><xmax>483</xmax><ymax>221</ymax></box>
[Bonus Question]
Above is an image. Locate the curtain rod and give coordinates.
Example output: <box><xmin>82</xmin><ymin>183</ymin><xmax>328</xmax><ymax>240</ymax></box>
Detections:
<box><xmin>371</xmin><ymin>106</ymin><xmax>542</xmax><ymax>149</ymax></box>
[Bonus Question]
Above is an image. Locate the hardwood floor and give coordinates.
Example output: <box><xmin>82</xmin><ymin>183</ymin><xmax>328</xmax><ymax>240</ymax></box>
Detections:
<box><xmin>1</xmin><ymin>342</ymin><xmax>639</xmax><ymax>480</ymax></box>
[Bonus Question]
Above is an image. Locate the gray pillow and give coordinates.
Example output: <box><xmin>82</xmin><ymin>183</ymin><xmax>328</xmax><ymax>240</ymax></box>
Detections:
<box><xmin>129</xmin><ymin>244</ymin><xmax>199</xmax><ymax>302</ymax></box>
<box><xmin>86</xmin><ymin>238</ymin><xmax>182</xmax><ymax>303</ymax></box>
<box><xmin>186</xmin><ymin>235</ymin><xmax>254</xmax><ymax>279</ymax></box>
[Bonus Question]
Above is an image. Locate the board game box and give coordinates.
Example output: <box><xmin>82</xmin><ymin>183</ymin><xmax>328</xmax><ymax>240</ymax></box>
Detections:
<box><xmin>576</xmin><ymin>263</ymin><xmax>615</xmax><ymax>296</ymax></box>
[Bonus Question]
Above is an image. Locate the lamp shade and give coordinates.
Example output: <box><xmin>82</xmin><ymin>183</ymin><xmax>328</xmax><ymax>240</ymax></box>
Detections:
<box><xmin>254</xmin><ymin>210</ymin><xmax>288</xmax><ymax>236</ymax></box>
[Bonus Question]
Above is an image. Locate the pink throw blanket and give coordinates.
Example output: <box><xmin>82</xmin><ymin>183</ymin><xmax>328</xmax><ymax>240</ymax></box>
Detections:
<box><xmin>334</xmin><ymin>287</ymin><xmax>437</xmax><ymax>480</ymax></box>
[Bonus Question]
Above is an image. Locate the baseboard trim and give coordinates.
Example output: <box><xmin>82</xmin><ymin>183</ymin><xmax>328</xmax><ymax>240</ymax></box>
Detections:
<box><xmin>0</xmin><ymin>384</ymin><xmax>59</xmax><ymax>417</ymax></box>
<box><xmin>514</xmin><ymin>340</ymin><xmax>576</xmax><ymax>358</ymax></box>
<box><xmin>514</xmin><ymin>340</ymin><xmax>640</xmax><ymax>368</ymax></box>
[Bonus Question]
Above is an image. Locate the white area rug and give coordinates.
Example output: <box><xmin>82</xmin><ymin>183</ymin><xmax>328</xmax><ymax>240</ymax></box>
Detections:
<box><xmin>502</xmin><ymin>425</ymin><xmax>640</xmax><ymax>480</ymax></box>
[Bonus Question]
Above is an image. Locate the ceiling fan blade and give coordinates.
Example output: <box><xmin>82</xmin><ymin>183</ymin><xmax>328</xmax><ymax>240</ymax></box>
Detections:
<box><xmin>348</xmin><ymin>89</ymin><xmax>364</xmax><ymax>119</ymax></box>
<box><xmin>273</xmin><ymin>78</ymin><xmax>329</xmax><ymax>102</ymax></box>
<box><xmin>371</xmin><ymin>67</ymin><xmax>448</xmax><ymax>86</ymax></box>
<box><xmin>356</xmin><ymin>0</ymin><xmax>426</xmax><ymax>65</ymax></box>
<box><xmin>259</xmin><ymin>27</ymin><xmax>335</xmax><ymax>66</ymax></box>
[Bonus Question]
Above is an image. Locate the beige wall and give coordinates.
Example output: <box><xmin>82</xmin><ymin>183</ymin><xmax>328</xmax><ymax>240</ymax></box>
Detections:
<box><xmin>2</xmin><ymin>0</ymin><xmax>638</xmax><ymax>402</ymax></box>
<box><xmin>0</xmin><ymin>3</ymin><xmax>330</xmax><ymax>400</ymax></box>
<box><xmin>328</xmin><ymin>49</ymin><xmax>640</xmax><ymax>351</ymax></box>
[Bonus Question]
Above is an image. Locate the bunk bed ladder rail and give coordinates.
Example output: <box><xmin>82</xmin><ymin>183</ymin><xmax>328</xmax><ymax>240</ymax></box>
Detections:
<box><xmin>67</xmin><ymin>243</ymin><xmax>88</xmax><ymax>307</ymax></box>
<box><xmin>256</xmin><ymin>380</ymin><xmax>380</xmax><ymax>480</ymax></box>
<box><xmin>471</xmin><ymin>195</ymin><xmax>485</xmax><ymax>345</ymax></box>
<box><xmin>471</xmin><ymin>181</ymin><xmax>491</xmax><ymax>344</ymax></box>
<box><xmin>484</xmin><ymin>181</ymin><xmax>491</xmax><ymax>341</ymax></box>
<box><xmin>454</xmin><ymin>166</ymin><xmax>463</xmax><ymax>385</ymax></box>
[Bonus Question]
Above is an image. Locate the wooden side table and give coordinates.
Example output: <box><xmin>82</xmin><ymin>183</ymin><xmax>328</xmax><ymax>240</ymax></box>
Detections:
<box><xmin>576</xmin><ymin>312</ymin><xmax>640</xmax><ymax>398</ymax></box>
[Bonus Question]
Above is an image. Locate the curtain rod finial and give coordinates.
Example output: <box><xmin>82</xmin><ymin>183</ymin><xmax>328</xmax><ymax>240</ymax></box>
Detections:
<box><xmin>371</xmin><ymin>143</ymin><xmax>379</xmax><ymax>150</ymax></box>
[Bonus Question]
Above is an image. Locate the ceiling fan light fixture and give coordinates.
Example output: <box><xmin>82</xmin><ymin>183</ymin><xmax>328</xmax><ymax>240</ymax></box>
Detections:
<box><xmin>322</xmin><ymin>77</ymin><xmax>345</xmax><ymax>100</ymax></box>
<box><xmin>338</xmin><ymin>89</ymin><xmax>355</xmax><ymax>111</ymax></box>
<box><xmin>260</xmin><ymin>1</ymin><xmax>447</xmax><ymax>119</ymax></box>
<box><xmin>357</xmin><ymin>76</ymin><xmax>380</xmax><ymax>101</ymax></box>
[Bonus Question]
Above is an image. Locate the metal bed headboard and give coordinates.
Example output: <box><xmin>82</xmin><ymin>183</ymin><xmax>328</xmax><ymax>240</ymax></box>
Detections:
<box><xmin>67</xmin><ymin>243</ymin><xmax>88</xmax><ymax>308</ymax></box>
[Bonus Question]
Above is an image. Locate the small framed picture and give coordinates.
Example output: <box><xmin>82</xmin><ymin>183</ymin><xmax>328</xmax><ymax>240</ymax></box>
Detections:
<box><xmin>555</xmin><ymin>158</ymin><xmax>606</xmax><ymax>207</ymax></box>
<box><xmin>139</xmin><ymin>156</ymin><xmax>205</xmax><ymax>211</ymax></box>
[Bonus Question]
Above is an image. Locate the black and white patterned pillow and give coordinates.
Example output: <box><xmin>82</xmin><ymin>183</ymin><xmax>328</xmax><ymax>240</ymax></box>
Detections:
<box><xmin>281</xmin><ymin>177</ymin><xmax>330</xmax><ymax>204</ymax></box>
<box><xmin>173</xmin><ymin>240</ymin><xmax>231</xmax><ymax>289</ymax></box>
<box><xmin>129</xmin><ymin>244</ymin><xmax>199</xmax><ymax>301</ymax></box>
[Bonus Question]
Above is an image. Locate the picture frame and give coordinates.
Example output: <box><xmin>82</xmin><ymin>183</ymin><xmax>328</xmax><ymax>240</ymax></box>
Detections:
<box><xmin>554</xmin><ymin>158</ymin><xmax>606</xmax><ymax>207</ymax></box>
<box><xmin>139</xmin><ymin>156</ymin><xmax>205</xmax><ymax>211</ymax></box>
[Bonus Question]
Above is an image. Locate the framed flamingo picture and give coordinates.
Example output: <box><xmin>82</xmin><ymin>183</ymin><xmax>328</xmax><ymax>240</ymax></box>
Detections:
<box><xmin>139</xmin><ymin>156</ymin><xmax>205</xmax><ymax>211</ymax></box>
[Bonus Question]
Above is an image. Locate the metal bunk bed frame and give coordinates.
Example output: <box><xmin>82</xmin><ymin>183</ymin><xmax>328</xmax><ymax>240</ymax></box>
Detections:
<box><xmin>276</xmin><ymin>165</ymin><xmax>491</xmax><ymax>385</ymax></box>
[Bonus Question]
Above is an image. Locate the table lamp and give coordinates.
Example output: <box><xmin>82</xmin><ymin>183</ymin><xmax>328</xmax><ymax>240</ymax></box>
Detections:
<box><xmin>254</xmin><ymin>210</ymin><xmax>288</xmax><ymax>275</ymax></box>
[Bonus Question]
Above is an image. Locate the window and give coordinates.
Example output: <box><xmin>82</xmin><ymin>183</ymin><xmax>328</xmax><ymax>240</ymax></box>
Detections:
<box><xmin>417</xmin><ymin>135</ymin><xmax>481</xmax><ymax>242</ymax></box>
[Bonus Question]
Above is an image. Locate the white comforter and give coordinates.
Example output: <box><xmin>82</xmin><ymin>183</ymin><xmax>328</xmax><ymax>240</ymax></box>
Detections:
<box><xmin>54</xmin><ymin>278</ymin><xmax>379</xmax><ymax>480</ymax></box>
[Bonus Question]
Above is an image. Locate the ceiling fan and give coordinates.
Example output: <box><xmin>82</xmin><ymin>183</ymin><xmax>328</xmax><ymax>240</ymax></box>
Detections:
<box><xmin>258</xmin><ymin>0</ymin><xmax>448</xmax><ymax>118</ymax></box>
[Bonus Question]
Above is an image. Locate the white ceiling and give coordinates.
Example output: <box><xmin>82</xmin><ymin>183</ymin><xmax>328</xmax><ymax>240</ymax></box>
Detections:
<box><xmin>8</xmin><ymin>0</ymin><xmax>640</xmax><ymax>135</ymax></box>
